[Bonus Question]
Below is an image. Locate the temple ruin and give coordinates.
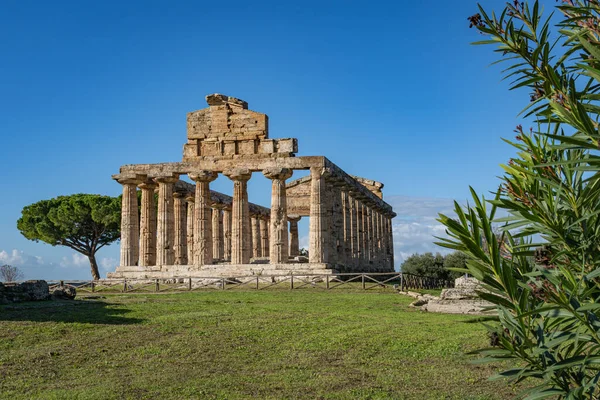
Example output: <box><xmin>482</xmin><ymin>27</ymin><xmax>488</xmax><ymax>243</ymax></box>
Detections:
<box><xmin>109</xmin><ymin>94</ymin><xmax>397</xmax><ymax>279</ymax></box>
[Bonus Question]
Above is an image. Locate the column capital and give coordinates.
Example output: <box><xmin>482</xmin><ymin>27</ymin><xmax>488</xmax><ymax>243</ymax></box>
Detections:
<box><xmin>173</xmin><ymin>191</ymin><xmax>186</xmax><ymax>199</ymax></box>
<box><xmin>224</xmin><ymin>168</ymin><xmax>252</xmax><ymax>182</ymax></box>
<box><xmin>138</xmin><ymin>180</ymin><xmax>157</xmax><ymax>190</ymax></box>
<box><xmin>189</xmin><ymin>170</ymin><xmax>218</xmax><ymax>182</ymax></box>
<box><xmin>113</xmin><ymin>173</ymin><xmax>142</xmax><ymax>185</ymax></box>
<box><xmin>185</xmin><ymin>195</ymin><xmax>195</xmax><ymax>203</ymax></box>
<box><xmin>117</xmin><ymin>177</ymin><xmax>142</xmax><ymax>185</ymax></box>
<box><xmin>211</xmin><ymin>202</ymin><xmax>227</xmax><ymax>210</ymax></box>
<box><xmin>288</xmin><ymin>215</ymin><xmax>301</xmax><ymax>223</ymax></box>
<box><xmin>153</xmin><ymin>175</ymin><xmax>179</xmax><ymax>184</ymax></box>
<box><xmin>263</xmin><ymin>167</ymin><xmax>293</xmax><ymax>181</ymax></box>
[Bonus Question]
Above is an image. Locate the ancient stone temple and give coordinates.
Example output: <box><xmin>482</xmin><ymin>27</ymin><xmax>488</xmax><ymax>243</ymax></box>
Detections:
<box><xmin>109</xmin><ymin>94</ymin><xmax>396</xmax><ymax>279</ymax></box>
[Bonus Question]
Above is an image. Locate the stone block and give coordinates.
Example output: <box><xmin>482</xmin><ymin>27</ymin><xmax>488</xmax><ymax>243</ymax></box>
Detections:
<box><xmin>223</xmin><ymin>140</ymin><xmax>237</xmax><ymax>156</ymax></box>
<box><xmin>276</xmin><ymin>138</ymin><xmax>298</xmax><ymax>153</ymax></box>
<box><xmin>237</xmin><ymin>140</ymin><xmax>257</xmax><ymax>155</ymax></box>
<box><xmin>259</xmin><ymin>139</ymin><xmax>275</xmax><ymax>154</ymax></box>
<box><xmin>201</xmin><ymin>141</ymin><xmax>222</xmax><ymax>157</ymax></box>
<box><xmin>183</xmin><ymin>143</ymin><xmax>199</xmax><ymax>158</ymax></box>
<box><xmin>187</xmin><ymin>110</ymin><xmax>211</xmax><ymax>139</ymax></box>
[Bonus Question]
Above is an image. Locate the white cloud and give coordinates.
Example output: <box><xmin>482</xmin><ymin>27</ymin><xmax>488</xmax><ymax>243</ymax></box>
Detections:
<box><xmin>0</xmin><ymin>249</ymin><xmax>44</xmax><ymax>266</ymax></box>
<box><xmin>298</xmin><ymin>235</ymin><xmax>309</xmax><ymax>251</ymax></box>
<box><xmin>386</xmin><ymin>195</ymin><xmax>459</xmax><ymax>268</ymax></box>
<box><xmin>100</xmin><ymin>257</ymin><xmax>118</xmax><ymax>271</ymax></box>
<box><xmin>60</xmin><ymin>253</ymin><xmax>88</xmax><ymax>268</ymax></box>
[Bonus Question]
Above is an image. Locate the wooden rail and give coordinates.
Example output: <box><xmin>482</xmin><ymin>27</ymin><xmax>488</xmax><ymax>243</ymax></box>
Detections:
<box><xmin>46</xmin><ymin>273</ymin><xmax>454</xmax><ymax>294</ymax></box>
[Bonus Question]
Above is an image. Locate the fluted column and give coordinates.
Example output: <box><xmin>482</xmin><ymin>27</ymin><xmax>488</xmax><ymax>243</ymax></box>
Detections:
<box><xmin>212</xmin><ymin>205</ymin><xmax>224</xmax><ymax>261</ymax></box>
<box><xmin>189</xmin><ymin>171</ymin><xmax>218</xmax><ymax>265</ymax></box>
<box><xmin>349</xmin><ymin>193</ymin><xmax>358</xmax><ymax>268</ymax></box>
<box><xmin>366</xmin><ymin>206</ymin><xmax>372</xmax><ymax>266</ymax></box>
<box><xmin>138</xmin><ymin>180</ymin><xmax>156</xmax><ymax>267</ymax></box>
<box><xmin>260</xmin><ymin>216</ymin><xmax>269</xmax><ymax>257</ymax></box>
<box><xmin>357</xmin><ymin>200</ymin><xmax>364</xmax><ymax>266</ymax></box>
<box><xmin>186</xmin><ymin>196</ymin><xmax>195</xmax><ymax>264</ymax></box>
<box><xmin>264</xmin><ymin>167</ymin><xmax>293</xmax><ymax>264</ymax></box>
<box><xmin>119</xmin><ymin>178</ymin><xmax>140</xmax><ymax>267</ymax></box>
<box><xmin>388</xmin><ymin>216</ymin><xmax>395</xmax><ymax>270</ymax></box>
<box><xmin>225</xmin><ymin>169</ymin><xmax>252</xmax><ymax>264</ymax></box>
<box><xmin>154</xmin><ymin>176</ymin><xmax>178</xmax><ymax>266</ymax></box>
<box><xmin>331</xmin><ymin>184</ymin><xmax>344</xmax><ymax>266</ymax></box>
<box><xmin>247</xmin><ymin>214</ymin><xmax>254</xmax><ymax>260</ymax></box>
<box><xmin>223</xmin><ymin>207</ymin><xmax>232</xmax><ymax>261</ymax></box>
<box><xmin>309</xmin><ymin>167</ymin><xmax>330</xmax><ymax>263</ymax></box>
<box><xmin>173</xmin><ymin>192</ymin><xmax>187</xmax><ymax>265</ymax></box>
<box><xmin>251</xmin><ymin>215</ymin><xmax>261</xmax><ymax>258</ymax></box>
<box><xmin>288</xmin><ymin>216</ymin><xmax>301</xmax><ymax>257</ymax></box>
<box><xmin>377</xmin><ymin>211</ymin><xmax>383</xmax><ymax>269</ymax></box>
<box><xmin>342</xmin><ymin>191</ymin><xmax>352</xmax><ymax>269</ymax></box>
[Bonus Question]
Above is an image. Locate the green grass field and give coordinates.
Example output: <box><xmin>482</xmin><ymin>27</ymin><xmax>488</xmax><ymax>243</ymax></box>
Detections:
<box><xmin>0</xmin><ymin>290</ymin><xmax>519</xmax><ymax>399</ymax></box>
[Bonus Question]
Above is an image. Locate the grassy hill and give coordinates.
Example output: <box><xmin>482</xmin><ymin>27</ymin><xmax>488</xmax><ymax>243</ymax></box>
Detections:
<box><xmin>0</xmin><ymin>290</ymin><xmax>519</xmax><ymax>399</ymax></box>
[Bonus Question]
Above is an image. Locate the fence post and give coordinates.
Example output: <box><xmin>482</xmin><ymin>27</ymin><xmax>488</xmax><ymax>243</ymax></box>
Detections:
<box><xmin>290</xmin><ymin>274</ymin><xmax>294</xmax><ymax>290</ymax></box>
<box><xmin>188</xmin><ymin>278</ymin><xmax>192</xmax><ymax>291</ymax></box>
<box><xmin>326</xmin><ymin>275</ymin><xmax>329</xmax><ymax>290</ymax></box>
<box><xmin>400</xmin><ymin>273</ymin><xmax>404</xmax><ymax>292</ymax></box>
<box><xmin>361</xmin><ymin>274</ymin><xmax>365</xmax><ymax>290</ymax></box>
<box><xmin>221</xmin><ymin>277</ymin><xmax>225</xmax><ymax>290</ymax></box>
<box><xmin>60</xmin><ymin>280</ymin><xmax>64</xmax><ymax>289</ymax></box>
<box><xmin>91</xmin><ymin>282</ymin><xmax>95</xmax><ymax>293</ymax></box>
<box><xmin>256</xmin><ymin>276</ymin><xmax>259</xmax><ymax>290</ymax></box>
<box><xmin>123</xmin><ymin>279</ymin><xmax>127</xmax><ymax>293</ymax></box>
<box><xmin>155</xmin><ymin>279</ymin><xmax>159</xmax><ymax>292</ymax></box>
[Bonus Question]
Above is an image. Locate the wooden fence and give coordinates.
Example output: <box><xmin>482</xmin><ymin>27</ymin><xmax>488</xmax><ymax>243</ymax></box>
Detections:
<box><xmin>47</xmin><ymin>272</ymin><xmax>454</xmax><ymax>294</ymax></box>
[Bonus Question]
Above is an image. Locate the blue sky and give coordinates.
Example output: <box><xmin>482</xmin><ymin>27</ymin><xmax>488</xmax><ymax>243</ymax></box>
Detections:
<box><xmin>0</xmin><ymin>0</ymin><xmax>538</xmax><ymax>279</ymax></box>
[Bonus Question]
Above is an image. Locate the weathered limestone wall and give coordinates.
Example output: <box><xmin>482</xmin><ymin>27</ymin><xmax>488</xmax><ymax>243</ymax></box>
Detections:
<box><xmin>184</xmin><ymin>94</ymin><xmax>297</xmax><ymax>161</ymax></box>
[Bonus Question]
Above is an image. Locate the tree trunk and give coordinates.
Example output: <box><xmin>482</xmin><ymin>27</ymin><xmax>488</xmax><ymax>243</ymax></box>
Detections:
<box><xmin>88</xmin><ymin>254</ymin><xmax>100</xmax><ymax>281</ymax></box>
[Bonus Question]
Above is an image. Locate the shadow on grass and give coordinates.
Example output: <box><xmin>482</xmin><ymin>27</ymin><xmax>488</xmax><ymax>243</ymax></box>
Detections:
<box><xmin>0</xmin><ymin>299</ymin><xmax>144</xmax><ymax>325</ymax></box>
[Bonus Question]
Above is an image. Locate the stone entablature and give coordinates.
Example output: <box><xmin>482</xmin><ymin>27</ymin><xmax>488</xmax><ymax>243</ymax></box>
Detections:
<box><xmin>110</xmin><ymin>94</ymin><xmax>397</xmax><ymax>279</ymax></box>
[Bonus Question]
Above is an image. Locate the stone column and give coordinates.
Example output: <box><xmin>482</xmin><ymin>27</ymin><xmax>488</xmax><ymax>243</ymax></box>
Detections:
<box><xmin>225</xmin><ymin>169</ymin><xmax>252</xmax><ymax>264</ymax></box>
<box><xmin>189</xmin><ymin>171</ymin><xmax>218</xmax><ymax>265</ymax></box>
<box><xmin>288</xmin><ymin>216</ymin><xmax>301</xmax><ymax>257</ymax></box>
<box><xmin>173</xmin><ymin>192</ymin><xmax>187</xmax><ymax>265</ymax></box>
<box><xmin>186</xmin><ymin>196</ymin><xmax>195</xmax><ymax>264</ymax></box>
<box><xmin>331</xmin><ymin>184</ymin><xmax>344</xmax><ymax>267</ymax></box>
<box><xmin>377</xmin><ymin>211</ymin><xmax>384</xmax><ymax>269</ymax></box>
<box><xmin>309</xmin><ymin>167</ymin><xmax>330</xmax><ymax>263</ymax></box>
<box><xmin>212</xmin><ymin>205</ymin><xmax>224</xmax><ymax>261</ymax></box>
<box><xmin>388</xmin><ymin>215</ymin><xmax>395</xmax><ymax>270</ymax></box>
<box><xmin>251</xmin><ymin>216</ymin><xmax>261</xmax><ymax>258</ymax></box>
<box><xmin>366</xmin><ymin>205</ymin><xmax>374</xmax><ymax>265</ymax></box>
<box><xmin>356</xmin><ymin>199</ymin><xmax>364</xmax><ymax>266</ymax></box>
<box><xmin>349</xmin><ymin>193</ymin><xmax>357</xmax><ymax>268</ymax></box>
<box><xmin>154</xmin><ymin>175</ymin><xmax>178</xmax><ymax>266</ymax></box>
<box><xmin>138</xmin><ymin>180</ymin><xmax>156</xmax><ymax>267</ymax></box>
<box><xmin>118</xmin><ymin>177</ymin><xmax>140</xmax><ymax>267</ymax></box>
<box><xmin>260</xmin><ymin>216</ymin><xmax>269</xmax><ymax>258</ymax></box>
<box><xmin>223</xmin><ymin>207</ymin><xmax>232</xmax><ymax>261</ymax></box>
<box><xmin>264</xmin><ymin>167</ymin><xmax>293</xmax><ymax>264</ymax></box>
<box><xmin>342</xmin><ymin>191</ymin><xmax>352</xmax><ymax>269</ymax></box>
<box><xmin>362</xmin><ymin>204</ymin><xmax>369</xmax><ymax>266</ymax></box>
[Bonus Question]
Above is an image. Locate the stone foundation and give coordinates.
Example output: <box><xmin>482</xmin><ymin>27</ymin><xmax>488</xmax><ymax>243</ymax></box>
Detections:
<box><xmin>108</xmin><ymin>262</ymin><xmax>336</xmax><ymax>279</ymax></box>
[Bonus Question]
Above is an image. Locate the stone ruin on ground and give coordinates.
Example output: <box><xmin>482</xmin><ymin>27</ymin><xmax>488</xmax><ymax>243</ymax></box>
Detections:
<box><xmin>110</xmin><ymin>94</ymin><xmax>397</xmax><ymax>280</ymax></box>
<box><xmin>408</xmin><ymin>276</ymin><xmax>494</xmax><ymax>315</ymax></box>
<box><xmin>0</xmin><ymin>280</ymin><xmax>76</xmax><ymax>304</ymax></box>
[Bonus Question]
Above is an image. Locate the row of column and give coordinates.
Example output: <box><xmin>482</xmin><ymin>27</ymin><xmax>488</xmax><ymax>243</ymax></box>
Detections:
<box><xmin>307</xmin><ymin>167</ymin><xmax>394</xmax><ymax>271</ymax></box>
<box><xmin>120</xmin><ymin>167</ymin><xmax>394</xmax><ymax>270</ymax></box>
<box><xmin>119</xmin><ymin>167</ymin><xmax>295</xmax><ymax>267</ymax></box>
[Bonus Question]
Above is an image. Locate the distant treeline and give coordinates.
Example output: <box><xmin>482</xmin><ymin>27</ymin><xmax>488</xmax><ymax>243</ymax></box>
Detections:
<box><xmin>400</xmin><ymin>251</ymin><xmax>466</xmax><ymax>280</ymax></box>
